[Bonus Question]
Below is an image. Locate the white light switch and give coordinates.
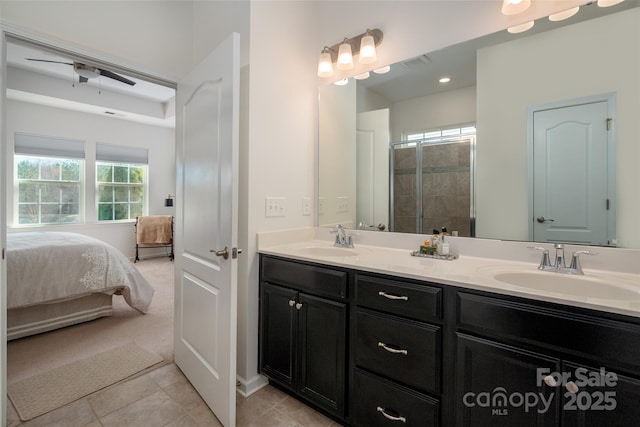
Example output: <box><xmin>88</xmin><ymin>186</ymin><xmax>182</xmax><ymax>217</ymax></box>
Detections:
<box><xmin>265</xmin><ymin>197</ymin><xmax>286</xmax><ymax>217</ymax></box>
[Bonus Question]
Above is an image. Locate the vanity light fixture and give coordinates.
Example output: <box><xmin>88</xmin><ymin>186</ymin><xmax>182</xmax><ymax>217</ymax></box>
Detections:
<box><xmin>549</xmin><ymin>6</ymin><xmax>580</xmax><ymax>21</ymax></box>
<box><xmin>316</xmin><ymin>28</ymin><xmax>383</xmax><ymax>77</ymax></box>
<box><xmin>337</xmin><ymin>39</ymin><xmax>354</xmax><ymax>70</ymax></box>
<box><xmin>501</xmin><ymin>0</ymin><xmax>531</xmax><ymax>16</ymax></box>
<box><xmin>354</xmin><ymin>72</ymin><xmax>370</xmax><ymax>80</ymax></box>
<box><xmin>508</xmin><ymin>20</ymin><xmax>534</xmax><ymax>33</ymax></box>
<box><xmin>333</xmin><ymin>78</ymin><xmax>349</xmax><ymax>86</ymax></box>
<box><xmin>597</xmin><ymin>0</ymin><xmax>624</xmax><ymax>7</ymax></box>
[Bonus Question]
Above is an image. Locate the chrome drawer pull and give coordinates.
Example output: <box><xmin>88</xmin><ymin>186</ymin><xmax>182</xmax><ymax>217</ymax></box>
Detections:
<box><xmin>378</xmin><ymin>291</ymin><xmax>408</xmax><ymax>301</ymax></box>
<box><xmin>376</xmin><ymin>406</ymin><xmax>406</xmax><ymax>423</ymax></box>
<box><xmin>378</xmin><ymin>341</ymin><xmax>408</xmax><ymax>355</ymax></box>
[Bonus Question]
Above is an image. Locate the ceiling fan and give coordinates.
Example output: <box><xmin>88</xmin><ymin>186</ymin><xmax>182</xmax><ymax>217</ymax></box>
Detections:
<box><xmin>25</xmin><ymin>58</ymin><xmax>136</xmax><ymax>86</ymax></box>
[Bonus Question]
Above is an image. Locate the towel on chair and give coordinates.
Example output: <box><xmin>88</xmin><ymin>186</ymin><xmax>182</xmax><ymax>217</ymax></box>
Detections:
<box><xmin>136</xmin><ymin>216</ymin><xmax>172</xmax><ymax>245</ymax></box>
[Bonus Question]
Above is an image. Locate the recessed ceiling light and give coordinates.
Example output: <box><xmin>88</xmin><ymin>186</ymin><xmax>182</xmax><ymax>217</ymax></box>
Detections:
<box><xmin>439</xmin><ymin>77</ymin><xmax>451</xmax><ymax>84</ymax></box>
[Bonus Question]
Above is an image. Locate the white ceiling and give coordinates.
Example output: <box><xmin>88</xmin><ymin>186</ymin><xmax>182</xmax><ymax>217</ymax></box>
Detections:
<box><xmin>6</xmin><ymin>40</ymin><xmax>176</xmax><ymax>128</ymax></box>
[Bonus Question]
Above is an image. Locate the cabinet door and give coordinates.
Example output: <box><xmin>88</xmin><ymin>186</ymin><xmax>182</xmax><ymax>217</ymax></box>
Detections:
<box><xmin>297</xmin><ymin>292</ymin><xmax>347</xmax><ymax>417</ymax></box>
<box><xmin>455</xmin><ymin>333</ymin><xmax>561</xmax><ymax>427</ymax></box>
<box><xmin>561</xmin><ymin>362</ymin><xmax>640</xmax><ymax>427</ymax></box>
<box><xmin>260</xmin><ymin>282</ymin><xmax>297</xmax><ymax>389</ymax></box>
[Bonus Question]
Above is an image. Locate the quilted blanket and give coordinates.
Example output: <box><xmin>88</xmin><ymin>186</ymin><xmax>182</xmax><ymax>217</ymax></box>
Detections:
<box><xmin>7</xmin><ymin>232</ymin><xmax>154</xmax><ymax>312</ymax></box>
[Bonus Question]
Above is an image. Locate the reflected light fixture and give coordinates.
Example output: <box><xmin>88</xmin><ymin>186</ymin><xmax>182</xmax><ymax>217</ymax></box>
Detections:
<box><xmin>598</xmin><ymin>0</ymin><xmax>624</xmax><ymax>6</ymax></box>
<box><xmin>354</xmin><ymin>72</ymin><xmax>370</xmax><ymax>80</ymax></box>
<box><xmin>317</xmin><ymin>28</ymin><xmax>383</xmax><ymax>77</ymax></box>
<box><xmin>333</xmin><ymin>78</ymin><xmax>349</xmax><ymax>86</ymax></box>
<box><xmin>549</xmin><ymin>6</ymin><xmax>580</xmax><ymax>21</ymax></box>
<box><xmin>501</xmin><ymin>0</ymin><xmax>531</xmax><ymax>15</ymax></box>
<box><xmin>373</xmin><ymin>65</ymin><xmax>391</xmax><ymax>74</ymax></box>
<box><xmin>508</xmin><ymin>20</ymin><xmax>534</xmax><ymax>33</ymax></box>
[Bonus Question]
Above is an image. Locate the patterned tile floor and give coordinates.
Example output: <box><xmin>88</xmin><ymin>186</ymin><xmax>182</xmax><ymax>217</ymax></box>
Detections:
<box><xmin>7</xmin><ymin>363</ymin><xmax>339</xmax><ymax>426</ymax></box>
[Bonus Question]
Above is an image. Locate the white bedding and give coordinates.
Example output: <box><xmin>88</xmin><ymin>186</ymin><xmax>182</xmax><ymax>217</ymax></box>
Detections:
<box><xmin>7</xmin><ymin>232</ymin><xmax>154</xmax><ymax>313</ymax></box>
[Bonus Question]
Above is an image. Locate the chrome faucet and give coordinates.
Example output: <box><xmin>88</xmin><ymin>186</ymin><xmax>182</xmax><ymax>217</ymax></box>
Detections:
<box><xmin>529</xmin><ymin>244</ymin><xmax>596</xmax><ymax>275</ymax></box>
<box><xmin>331</xmin><ymin>224</ymin><xmax>354</xmax><ymax>248</ymax></box>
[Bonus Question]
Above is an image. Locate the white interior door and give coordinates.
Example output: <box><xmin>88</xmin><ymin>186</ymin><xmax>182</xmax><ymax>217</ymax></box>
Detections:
<box><xmin>533</xmin><ymin>101</ymin><xmax>609</xmax><ymax>245</ymax></box>
<box><xmin>174</xmin><ymin>33</ymin><xmax>240</xmax><ymax>427</ymax></box>
<box><xmin>356</xmin><ymin>109</ymin><xmax>389</xmax><ymax>229</ymax></box>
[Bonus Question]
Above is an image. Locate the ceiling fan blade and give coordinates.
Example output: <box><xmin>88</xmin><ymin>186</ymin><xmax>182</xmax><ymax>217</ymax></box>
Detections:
<box><xmin>98</xmin><ymin>69</ymin><xmax>136</xmax><ymax>86</ymax></box>
<box><xmin>25</xmin><ymin>58</ymin><xmax>74</xmax><ymax>65</ymax></box>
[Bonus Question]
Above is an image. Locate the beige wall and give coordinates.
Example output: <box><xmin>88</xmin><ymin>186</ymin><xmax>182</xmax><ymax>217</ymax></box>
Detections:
<box><xmin>475</xmin><ymin>8</ymin><xmax>640</xmax><ymax>248</ymax></box>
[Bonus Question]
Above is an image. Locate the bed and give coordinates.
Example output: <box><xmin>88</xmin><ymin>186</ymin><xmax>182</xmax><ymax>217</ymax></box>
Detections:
<box><xmin>6</xmin><ymin>231</ymin><xmax>155</xmax><ymax>340</ymax></box>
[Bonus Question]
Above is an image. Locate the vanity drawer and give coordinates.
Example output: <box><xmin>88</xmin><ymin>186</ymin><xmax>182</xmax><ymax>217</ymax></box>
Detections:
<box><xmin>261</xmin><ymin>256</ymin><xmax>347</xmax><ymax>300</ymax></box>
<box><xmin>352</xmin><ymin>368</ymin><xmax>439</xmax><ymax>427</ymax></box>
<box><xmin>457</xmin><ymin>291</ymin><xmax>640</xmax><ymax>371</ymax></box>
<box><xmin>355</xmin><ymin>274</ymin><xmax>442</xmax><ymax>322</ymax></box>
<box><xmin>354</xmin><ymin>309</ymin><xmax>441</xmax><ymax>393</ymax></box>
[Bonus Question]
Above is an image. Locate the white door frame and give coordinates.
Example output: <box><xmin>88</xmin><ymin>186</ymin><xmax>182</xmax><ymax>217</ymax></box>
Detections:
<box><xmin>526</xmin><ymin>93</ymin><xmax>616</xmax><ymax>244</ymax></box>
<box><xmin>0</xmin><ymin>23</ymin><xmax>178</xmax><ymax>424</ymax></box>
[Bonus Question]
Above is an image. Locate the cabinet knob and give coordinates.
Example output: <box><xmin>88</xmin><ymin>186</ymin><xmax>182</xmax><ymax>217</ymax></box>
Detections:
<box><xmin>376</xmin><ymin>406</ymin><xmax>406</xmax><ymax>423</ymax></box>
<box><xmin>543</xmin><ymin>375</ymin><xmax>558</xmax><ymax>387</ymax></box>
<box><xmin>377</xmin><ymin>341</ymin><xmax>408</xmax><ymax>355</ymax></box>
<box><xmin>565</xmin><ymin>381</ymin><xmax>579</xmax><ymax>394</ymax></box>
<box><xmin>288</xmin><ymin>299</ymin><xmax>295</xmax><ymax>307</ymax></box>
<box><xmin>295</xmin><ymin>303</ymin><xmax>303</xmax><ymax>310</ymax></box>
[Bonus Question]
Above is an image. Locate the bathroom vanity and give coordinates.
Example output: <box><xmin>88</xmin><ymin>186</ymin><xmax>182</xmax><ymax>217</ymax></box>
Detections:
<box><xmin>258</xmin><ymin>232</ymin><xmax>640</xmax><ymax>426</ymax></box>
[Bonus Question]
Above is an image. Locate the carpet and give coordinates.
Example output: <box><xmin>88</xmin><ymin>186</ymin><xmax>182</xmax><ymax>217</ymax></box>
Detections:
<box><xmin>8</xmin><ymin>342</ymin><xmax>163</xmax><ymax>421</ymax></box>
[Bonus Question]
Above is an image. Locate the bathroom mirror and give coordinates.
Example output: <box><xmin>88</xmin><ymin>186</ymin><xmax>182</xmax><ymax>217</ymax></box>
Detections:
<box><xmin>318</xmin><ymin>2</ymin><xmax>640</xmax><ymax>249</ymax></box>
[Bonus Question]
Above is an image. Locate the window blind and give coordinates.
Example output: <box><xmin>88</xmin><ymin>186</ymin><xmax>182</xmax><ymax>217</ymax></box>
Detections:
<box><xmin>96</xmin><ymin>143</ymin><xmax>148</xmax><ymax>164</ymax></box>
<box><xmin>14</xmin><ymin>133</ymin><xmax>85</xmax><ymax>159</ymax></box>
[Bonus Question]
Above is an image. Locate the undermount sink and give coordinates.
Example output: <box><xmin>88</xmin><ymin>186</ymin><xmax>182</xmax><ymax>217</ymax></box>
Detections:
<box><xmin>297</xmin><ymin>246</ymin><xmax>360</xmax><ymax>257</ymax></box>
<box><xmin>493</xmin><ymin>271</ymin><xmax>640</xmax><ymax>301</ymax></box>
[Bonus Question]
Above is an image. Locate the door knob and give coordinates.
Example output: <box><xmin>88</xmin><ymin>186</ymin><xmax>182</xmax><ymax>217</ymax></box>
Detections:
<box><xmin>210</xmin><ymin>246</ymin><xmax>229</xmax><ymax>259</ymax></box>
<box><xmin>536</xmin><ymin>216</ymin><xmax>555</xmax><ymax>223</ymax></box>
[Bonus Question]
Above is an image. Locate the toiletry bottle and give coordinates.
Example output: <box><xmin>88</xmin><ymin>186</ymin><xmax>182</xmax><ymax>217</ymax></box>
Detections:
<box><xmin>431</xmin><ymin>230</ymin><xmax>440</xmax><ymax>249</ymax></box>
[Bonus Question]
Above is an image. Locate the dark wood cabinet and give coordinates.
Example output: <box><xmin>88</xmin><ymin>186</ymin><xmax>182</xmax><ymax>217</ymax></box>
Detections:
<box><xmin>259</xmin><ymin>254</ymin><xmax>640</xmax><ymax>427</ymax></box>
<box><xmin>259</xmin><ymin>257</ymin><xmax>347</xmax><ymax>418</ymax></box>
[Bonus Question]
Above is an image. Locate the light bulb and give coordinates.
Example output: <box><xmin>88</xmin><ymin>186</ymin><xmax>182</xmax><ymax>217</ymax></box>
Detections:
<box><xmin>317</xmin><ymin>48</ymin><xmax>334</xmax><ymax>78</ymax></box>
<box><xmin>501</xmin><ymin>0</ymin><xmax>531</xmax><ymax>15</ymax></box>
<box><xmin>337</xmin><ymin>39</ymin><xmax>354</xmax><ymax>70</ymax></box>
<box><xmin>359</xmin><ymin>33</ymin><xmax>377</xmax><ymax>64</ymax></box>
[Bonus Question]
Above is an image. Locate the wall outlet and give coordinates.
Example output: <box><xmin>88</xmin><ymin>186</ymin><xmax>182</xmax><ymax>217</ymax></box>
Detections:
<box><xmin>302</xmin><ymin>197</ymin><xmax>312</xmax><ymax>216</ymax></box>
<box><xmin>336</xmin><ymin>196</ymin><xmax>349</xmax><ymax>213</ymax></box>
<box><xmin>265</xmin><ymin>197</ymin><xmax>286</xmax><ymax>217</ymax></box>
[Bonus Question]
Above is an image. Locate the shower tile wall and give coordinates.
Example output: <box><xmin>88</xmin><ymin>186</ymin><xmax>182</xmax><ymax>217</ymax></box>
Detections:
<box><xmin>422</xmin><ymin>141</ymin><xmax>471</xmax><ymax>237</ymax></box>
<box><xmin>393</xmin><ymin>147</ymin><xmax>416</xmax><ymax>233</ymax></box>
<box><xmin>393</xmin><ymin>141</ymin><xmax>471</xmax><ymax>236</ymax></box>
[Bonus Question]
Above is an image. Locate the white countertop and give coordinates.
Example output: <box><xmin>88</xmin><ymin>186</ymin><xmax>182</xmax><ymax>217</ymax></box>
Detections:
<box><xmin>258</xmin><ymin>230</ymin><xmax>640</xmax><ymax>319</ymax></box>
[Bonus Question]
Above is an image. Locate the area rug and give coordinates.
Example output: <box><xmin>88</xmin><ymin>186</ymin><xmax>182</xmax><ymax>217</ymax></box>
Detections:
<box><xmin>8</xmin><ymin>342</ymin><xmax>163</xmax><ymax>421</ymax></box>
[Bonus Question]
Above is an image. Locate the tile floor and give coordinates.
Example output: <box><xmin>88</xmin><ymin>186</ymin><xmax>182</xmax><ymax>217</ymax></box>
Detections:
<box><xmin>7</xmin><ymin>363</ymin><xmax>339</xmax><ymax>427</ymax></box>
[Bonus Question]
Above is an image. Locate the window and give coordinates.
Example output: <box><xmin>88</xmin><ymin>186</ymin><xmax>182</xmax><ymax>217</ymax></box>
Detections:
<box><xmin>16</xmin><ymin>155</ymin><xmax>83</xmax><ymax>225</ymax></box>
<box><xmin>96</xmin><ymin>143</ymin><xmax>149</xmax><ymax>222</ymax></box>
<box><xmin>14</xmin><ymin>133</ymin><xmax>85</xmax><ymax>225</ymax></box>
<box><xmin>97</xmin><ymin>162</ymin><xmax>146</xmax><ymax>221</ymax></box>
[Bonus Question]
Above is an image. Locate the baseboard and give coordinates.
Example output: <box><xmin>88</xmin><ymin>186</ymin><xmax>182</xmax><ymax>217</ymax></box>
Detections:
<box><xmin>236</xmin><ymin>373</ymin><xmax>268</xmax><ymax>397</ymax></box>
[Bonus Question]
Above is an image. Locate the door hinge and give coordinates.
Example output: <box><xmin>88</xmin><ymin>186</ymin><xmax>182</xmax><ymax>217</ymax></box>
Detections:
<box><xmin>606</xmin><ymin>199</ymin><xmax>610</xmax><ymax>210</ymax></box>
<box><xmin>606</xmin><ymin>118</ymin><xmax>613</xmax><ymax>131</ymax></box>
